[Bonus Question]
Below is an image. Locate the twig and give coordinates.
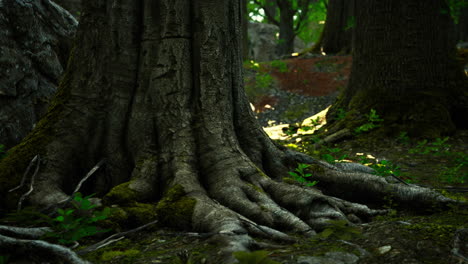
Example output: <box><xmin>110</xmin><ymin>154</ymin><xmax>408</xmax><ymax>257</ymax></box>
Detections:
<box><xmin>17</xmin><ymin>155</ymin><xmax>41</xmax><ymax>212</ymax></box>
<box><xmin>8</xmin><ymin>155</ymin><xmax>39</xmax><ymax>193</ymax></box>
<box><xmin>76</xmin><ymin>219</ymin><xmax>159</xmax><ymax>255</ymax></box>
<box><xmin>58</xmin><ymin>159</ymin><xmax>106</xmax><ymax>204</ymax></box>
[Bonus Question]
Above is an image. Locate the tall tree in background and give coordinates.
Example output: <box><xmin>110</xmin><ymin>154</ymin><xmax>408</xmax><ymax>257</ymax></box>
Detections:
<box><xmin>0</xmin><ymin>0</ymin><xmax>455</xmax><ymax>263</ymax></box>
<box><xmin>320</xmin><ymin>0</ymin><xmax>354</xmax><ymax>54</ymax></box>
<box><xmin>326</xmin><ymin>0</ymin><xmax>468</xmax><ymax>138</ymax></box>
<box><xmin>455</xmin><ymin>5</ymin><xmax>468</xmax><ymax>43</ymax></box>
<box><xmin>252</xmin><ymin>0</ymin><xmax>315</xmax><ymax>55</ymax></box>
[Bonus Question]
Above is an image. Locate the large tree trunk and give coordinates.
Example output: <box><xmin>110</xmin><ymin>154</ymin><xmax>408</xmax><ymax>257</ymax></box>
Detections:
<box><xmin>326</xmin><ymin>0</ymin><xmax>468</xmax><ymax>138</ymax></box>
<box><xmin>0</xmin><ymin>1</ymin><xmax>457</xmax><ymax>263</ymax></box>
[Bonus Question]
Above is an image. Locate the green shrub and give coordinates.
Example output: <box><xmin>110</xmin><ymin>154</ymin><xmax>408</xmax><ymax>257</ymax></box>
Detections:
<box><xmin>354</xmin><ymin>109</ymin><xmax>383</xmax><ymax>134</ymax></box>
<box><xmin>43</xmin><ymin>192</ymin><xmax>111</xmax><ymax>245</ymax></box>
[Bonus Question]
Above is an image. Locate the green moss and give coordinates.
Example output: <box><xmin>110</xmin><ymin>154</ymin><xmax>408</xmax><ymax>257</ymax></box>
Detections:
<box><xmin>155</xmin><ymin>184</ymin><xmax>196</xmax><ymax>230</ymax></box>
<box><xmin>247</xmin><ymin>183</ymin><xmax>264</xmax><ymax>193</ymax></box>
<box><xmin>103</xmin><ymin>182</ymin><xmax>139</xmax><ymax>205</ymax></box>
<box><xmin>282</xmin><ymin>177</ymin><xmax>297</xmax><ymax>185</ymax></box>
<box><xmin>101</xmin><ymin>249</ymin><xmax>140</xmax><ymax>262</ymax></box>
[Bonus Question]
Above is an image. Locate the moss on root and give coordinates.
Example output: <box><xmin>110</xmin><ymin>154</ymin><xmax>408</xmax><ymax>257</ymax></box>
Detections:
<box><xmin>155</xmin><ymin>184</ymin><xmax>196</xmax><ymax>230</ymax></box>
<box><xmin>103</xmin><ymin>182</ymin><xmax>140</xmax><ymax>205</ymax></box>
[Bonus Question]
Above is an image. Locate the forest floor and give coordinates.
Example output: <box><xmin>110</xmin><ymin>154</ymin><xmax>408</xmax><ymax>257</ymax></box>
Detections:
<box><xmin>2</xmin><ymin>55</ymin><xmax>467</xmax><ymax>264</ymax></box>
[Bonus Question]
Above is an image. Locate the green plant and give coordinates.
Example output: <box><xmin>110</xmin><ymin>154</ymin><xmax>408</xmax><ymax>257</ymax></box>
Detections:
<box><xmin>335</xmin><ymin>108</ymin><xmax>346</xmax><ymax>120</ymax></box>
<box><xmin>408</xmin><ymin>137</ymin><xmax>451</xmax><ymax>155</ymax></box>
<box><xmin>438</xmin><ymin>163</ymin><xmax>467</xmax><ymax>184</ymax></box>
<box><xmin>44</xmin><ymin>192</ymin><xmax>111</xmax><ymax>245</ymax></box>
<box><xmin>0</xmin><ymin>255</ymin><xmax>9</xmax><ymax>264</ymax></box>
<box><xmin>232</xmin><ymin>250</ymin><xmax>281</xmax><ymax>264</ymax></box>
<box><xmin>312</xmin><ymin>220</ymin><xmax>362</xmax><ymax>241</ymax></box>
<box><xmin>321</xmin><ymin>147</ymin><xmax>348</xmax><ymax>164</ymax></box>
<box><xmin>270</xmin><ymin>60</ymin><xmax>288</xmax><ymax>73</ymax></box>
<box><xmin>370</xmin><ymin>160</ymin><xmax>401</xmax><ymax>177</ymax></box>
<box><xmin>354</xmin><ymin>109</ymin><xmax>384</xmax><ymax>134</ymax></box>
<box><xmin>288</xmin><ymin>163</ymin><xmax>319</xmax><ymax>187</ymax></box>
<box><xmin>396</xmin><ymin>131</ymin><xmax>410</xmax><ymax>145</ymax></box>
<box><xmin>299</xmin><ymin>117</ymin><xmax>322</xmax><ymax>132</ymax></box>
<box><xmin>255</xmin><ymin>73</ymin><xmax>274</xmax><ymax>89</ymax></box>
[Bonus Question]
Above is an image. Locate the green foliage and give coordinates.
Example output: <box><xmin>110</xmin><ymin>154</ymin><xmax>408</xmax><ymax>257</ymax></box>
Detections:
<box><xmin>444</xmin><ymin>0</ymin><xmax>468</xmax><ymax>24</ymax></box>
<box><xmin>369</xmin><ymin>160</ymin><xmax>401</xmax><ymax>177</ymax></box>
<box><xmin>300</xmin><ymin>117</ymin><xmax>322</xmax><ymax>132</ymax></box>
<box><xmin>0</xmin><ymin>255</ymin><xmax>9</xmax><ymax>264</ymax></box>
<box><xmin>247</xmin><ymin>0</ymin><xmax>327</xmax><ymax>44</ymax></box>
<box><xmin>408</xmin><ymin>137</ymin><xmax>450</xmax><ymax>155</ymax></box>
<box><xmin>44</xmin><ymin>193</ymin><xmax>111</xmax><ymax>245</ymax></box>
<box><xmin>396</xmin><ymin>131</ymin><xmax>411</xmax><ymax>145</ymax></box>
<box><xmin>232</xmin><ymin>250</ymin><xmax>281</xmax><ymax>264</ymax></box>
<box><xmin>321</xmin><ymin>147</ymin><xmax>348</xmax><ymax>164</ymax></box>
<box><xmin>255</xmin><ymin>73</ymin><xmax>274</xmax><ymax>89</ymax></box>
<box><xmin>313</xmin><ymin>220</ymin><xmax>362</xmax><ymax>241</ymax></box>
<box><xmin>335</xmin><ymin>108</ymin><xmax>347</xmax><ymax>120</ymax></box>
<box><xmin>439</xmin><ymin>163</ymin><xmax>466</xmax><ymax>184</ymax></box>
<box><xmin>354</xmin><ymin>109</ymin><xmax>384</xmax><ymax>134</ymax></box>
<box><xmin>270</xmin><ymin>60</ymin><xmax>288</xmax><ymax>73</ymax></box>
<box><xmin>288</xmin><ymin>163</ymin><xmax>319</xmax><ymax>187</ymax></box>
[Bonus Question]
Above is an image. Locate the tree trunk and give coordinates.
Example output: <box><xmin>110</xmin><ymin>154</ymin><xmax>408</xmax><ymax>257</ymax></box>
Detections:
<box><xmin>0</xmin><ymin>0</ymin><xmax>457</xmax><ymax>263</ymax></box>
<box><xmin>326</xmin><ymin>0</ymin><xmax>468</xmax><ymax>138</ymax></box>
<box><xmin>276</xmin><ymin>1</ymin><xmax>296</xmax><ymax>56</ymax></box>
<box><xmin>456</xmin><ymin>5</ymin><xmax>468</xmax><ymax>43</ymax></box>
<box><xmin>321</xmin><ymin>0</ymin><xmax>354</xmax><ymax>54</ymax></box>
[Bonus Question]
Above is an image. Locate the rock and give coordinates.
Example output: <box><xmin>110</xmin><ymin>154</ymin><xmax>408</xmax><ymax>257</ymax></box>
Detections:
<box><xmin>376</xmin><ymin>245</ymin><xmax>392</xmax><ymax>255</ymax></box>
<box><xmin>296</xmin><ymin>252</ymin><xmax>359</xmax><ymax>264</ymax></box>
<box><xmin>0</xmin><ymin>0</ymin><xmax>77</xmax><ymax>148</ymax></box>
<box><xmin>248</xmin><ymin>22</ymin><xmax>305</xmax><ymax>62</ymax></box>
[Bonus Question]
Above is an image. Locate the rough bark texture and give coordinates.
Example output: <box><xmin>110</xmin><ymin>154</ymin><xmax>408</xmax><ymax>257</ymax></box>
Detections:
<box><xmin>53</xmin><ymin>0</ymin><xmax>82</xmax><ymax>19</ymax></box>
<box><xmin>326</xmin><ymin>0</ymin><xmax>468</xmax><ymax>138</ymax></box>
<box><xmin>0</xmin><ymin>0</ymin><xmax>77</xmax><ymax>148</ymax></box>
<box><xmin>456</xmin><ymin>5</ymin><xmax>468</xmax><ymax>43</ymax></box>
<box><xmin>0</xmin><ymin>1</ymin><xmax>458</xmax><ymax>263</ymax></box>
<box><xmin>321</xmin><ymin>0</ymin><xmax>354</xmax><ymax>54</ymax></box>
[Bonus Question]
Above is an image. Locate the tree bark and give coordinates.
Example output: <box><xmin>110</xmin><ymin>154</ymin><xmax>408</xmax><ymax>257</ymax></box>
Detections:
<box><xmin>326</xmin><ymin>0</ymin><xmax>468</xmax><ymax>138</ymax></box>
<box><xmin>0</xmin><ymin>1</ymin><xmax>458</xmax><ymax>263</ymax></box>
<box><xmin>321</xmin><ymin>0</ymin><xmax>354</xmax><ymax>54</ymax></box>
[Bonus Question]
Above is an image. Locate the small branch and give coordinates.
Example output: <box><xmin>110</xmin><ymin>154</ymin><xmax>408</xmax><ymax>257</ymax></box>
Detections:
<box><xmin>76</xmin><ymin>219</ymin><xmax>159</xmax><ymax>255</ymax></box>
<box><xmin>17</xmin><ymin>155</ymin><xmax>41</xmax><ymax>212</ymax></box>
<box><xmin>8</xmin><ymin>155</ymin><xmax>39</xmax><ymax>193</ymax></box>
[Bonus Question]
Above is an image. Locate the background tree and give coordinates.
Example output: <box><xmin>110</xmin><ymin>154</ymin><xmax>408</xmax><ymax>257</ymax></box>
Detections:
<box><xmin>325</xmin><ymin>0</ymin><xmax>468</xmax><ymax>138</ymax></box>
<box><xmin>320</xmin><ymin>0</ymin><xmax>354</xmax><ymax>54</ymax></box>
<box><xmin>251</xmin><ymin>0</ymin><xmax>318</xmax><ymax>56</ymax></box>
<box><xmin>0</xmin><ymin>0</ymin><xmax>455</xmax><ymax>263</ymax></box>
